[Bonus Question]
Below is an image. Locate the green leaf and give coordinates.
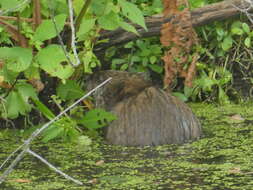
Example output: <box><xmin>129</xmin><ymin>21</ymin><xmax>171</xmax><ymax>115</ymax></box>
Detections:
<box><xmin>32</xmin><ymin>98</ymin><xmax>55</xmax><ymax>120</ymax></box>
<box><xmin>0</xmin><ymin>47</ymin><xmax>33</xmax><ymax>72</ymax></box>
<box><xmin>231</xmin><ymin>27</ymin><xmax>244</xmax><ymax>35</ymax></box>
<box><xmin>149</xmin><ymin>56</ymin><xmax>157</xmax><ymax>64</ymax></box>
<box><xmin>118</xmin><ymin>0</ymin><xmax>147</xmax><ymax>30</ymax></box>
<box><xmin>98</xmin><ymin>11</ymin><xmax>120</xmax><ymax>30</ymax></box>
<box><xmin>221</xmin><ymin>36</ymin><xmax>233</xmax><ymax>51</ymax></box>
<box><xmin>5</xmin><ymin>83</ymin><xmax>37</xmax><ymax>119</ymax></box>
<box><xmin>218</xmin><ymin>86</ymin><xmax>229</xmax><ymax>105</ymax></box>
<box><xmin>91</xmin><ymin>0</ymin><xmax>109</xmax><ymax>16</ymax></box>
<box><xmin>189</xmin><ymin>0</ymin><xmax>205</xmax><ymax>8</ymax></box>
<box><xmin>242</xmin><ymin>23</ymin><xmax>250</xmax><ymax>34</ymax></box>
<box><xmin>36</xmin><ymin>44</ymin><xmax>74</xmax><ymax>79</ymax></box>
<box><xmin>73</xmin><ymin>0</ymin><xmax>84</xmax><ymax>15</ymax></box>
<box><xmin>130</xmin><ymin>55</ymin><xmax>141</xmax><ymax>62</ymax></box>
<box><xmin>111</xmin><ymin>58</ymin><xmax>126</xmax><ymax>69</ymax></box>
<box><xmin>119</xmin><ymin>21</ymin><xmax>138</xmax><ymax>35</ymax></box>
<box><xmin>244</xmin><ymin>37</ymin><xmax>251</xmax><ymax>48</ymax></box>
<box><xmin>231</xmin><ymin>21</ymin><xmax>242</xmax><ymax>29</ymax></box>
<box><xmin>24</xmin><ymin>65</ymin><xmax>40</xmax><ymax>79</ymax></box>
<box><xmin>34</xmin><ymin>14</ymin><xmax>67</xmax><ymax>42</ymax></box>
<box><xmin>79</xmin><ymin>109</ymin><xmax>117</xmax><ymax>129</ymax></box>
<box><xmin>6</xmin><ymin>91</ymin><xmax>29</xmax><ymax>119</ymax></box>
<box><xmin>41</xmin><ymin>117</ymin><xmax>78</xmax><ymax>142</ymax></box>
<box><xmin>82</xmin><ymin>51</ymin><xmax>93</xmax><ymax>73</ymax></box>
<box><xmin>6</xmin><ymin>91</ymin><xmax>22</xmax><ymax>119</ymax></box>
<box><xmin>0</xmin><ymin>0</ymin><xmax>20</xmax><ymax>9</ymax></box>
<box><xmin>77</xmin><ymin>18</ymin><xmax>96</xmax><ymax>38</ymax></box>
<box><xmin>57</xmin><ymin>80</ymin><xmax>84</xmax><ymax>100</ymax></box>
<box><xmin>194</xmin><ymin>75</ymin><xmax>215</xmax><ymax>92</ymax></box>
<box><xmin>216</xmin><ymin>27</ymin><xmax>225</xmax><ymax>37</ymax></box>
<box><xmin>184</xmin><ymin>86</ymin><xmax>194</xmax><ymax>98</ymax></box>
<box><xmin>124</xmin><ymin>41</ymin><xmax>134</xmax><ymax>48</ymax></box>
<box><xmin>148</xmin><ymin>64</ymin><xmax>163</xmax><ymax>73</ymax></box>
<box><xmin>42</xmin><ymin>125</ymin><xmax>65</xmax><ymax>143</ymax></box>
<box><xmin>120</xmin><ymin>63</ymin><xmax>128</xmax><ymax>71</ymax></box>
<box><xmin>16</xmin><ymin>83</ymin><xmax>38</xmax><ymax>101</ymax></box>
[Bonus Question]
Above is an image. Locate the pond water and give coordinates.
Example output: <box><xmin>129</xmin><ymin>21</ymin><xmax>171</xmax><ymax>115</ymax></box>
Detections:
<box><xmin>1</xmin><ymin>103</ymin><xmax>253</xmax><ymax>190</ymax></box>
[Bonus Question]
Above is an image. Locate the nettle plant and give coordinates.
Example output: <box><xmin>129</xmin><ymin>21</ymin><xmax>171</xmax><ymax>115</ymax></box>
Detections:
<box><xmin>0</xmin><ymin>0</ymin><xmax>147</xmax><ymax>142</ymax></box>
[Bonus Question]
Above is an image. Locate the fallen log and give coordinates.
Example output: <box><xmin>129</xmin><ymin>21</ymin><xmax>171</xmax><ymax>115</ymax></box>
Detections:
<box><xmin>95</xmin><ymin>0</ymin><xmax>246</xmax><ymax>51</ymax></box>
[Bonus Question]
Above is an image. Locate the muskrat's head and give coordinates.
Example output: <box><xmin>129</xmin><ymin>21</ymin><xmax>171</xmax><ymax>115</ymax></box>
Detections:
<box><xmin>86</xmin><ymin>70</ymin><xmax>151</xmax><ymax>109</ymax></box>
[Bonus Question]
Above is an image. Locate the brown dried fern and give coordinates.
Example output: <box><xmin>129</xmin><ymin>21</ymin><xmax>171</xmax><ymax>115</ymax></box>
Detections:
<box><xmin>161</xmin><ymin>0</ymin><xmax>198</xmax><ymax>89</ymax></box>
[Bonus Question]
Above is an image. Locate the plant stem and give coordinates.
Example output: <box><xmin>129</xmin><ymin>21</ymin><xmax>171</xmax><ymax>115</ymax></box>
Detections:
<box><xmin>75</xmin><ymin>0</ymin><xmax>93</xmax><ymax>32</ymax></box>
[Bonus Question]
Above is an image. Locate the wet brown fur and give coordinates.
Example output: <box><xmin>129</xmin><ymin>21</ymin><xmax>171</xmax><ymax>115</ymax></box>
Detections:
<box><xmin>88</xmin><ymin>70</ymin><xmax>201</xmax><ymax>146</ymax></box>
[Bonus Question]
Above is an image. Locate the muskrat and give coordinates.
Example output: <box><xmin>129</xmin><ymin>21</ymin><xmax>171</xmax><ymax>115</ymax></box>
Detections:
<box><xmin>87</xmin><ymin>70</ymin><xmax>201</xmax><ymax>146</ymax></box>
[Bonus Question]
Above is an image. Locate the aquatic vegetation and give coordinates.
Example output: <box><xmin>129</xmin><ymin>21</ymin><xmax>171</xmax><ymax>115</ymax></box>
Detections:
<box><xmin>1</xmin><ymin>103</ymin><xmax>253</xmax><ymax>189</ymax></box>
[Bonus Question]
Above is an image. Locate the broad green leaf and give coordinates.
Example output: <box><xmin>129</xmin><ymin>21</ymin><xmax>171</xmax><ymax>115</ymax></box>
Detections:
<box><xmin>57</xmin><ymin>80</ymin><xmax>84</xmax><ymax>100</ymax></box>
<box><xmin>36</xmin><ymin>45</ymin><xmax>74</xmax><ymax>79</ymax></box>
<box><xmin>216</xmin><ymin>27</ymin><xmax>225</xmax><ymax>36</ymax></box>
<box><xmin>194</xmin><ymin>76</ymin><xmax>215</xmax><ymax>92</ymax></box>
<box><xmin>73</xmin><ymin>0</ymin><xmax>84</xmax><ymax>15</ymax></box>
<box><xmin>40</xmin><ymin>0</ymin><xmax>68</xmax><ymax>17</ymax></box>
<box><xmin>32</xmin><ymin>98</ymin><xmax>55</xmax><ymax>120</ymax></box>
<box><xmin>149</xmin><ymin>56</ymin><xmax>157</xmax><ymax>64</ymax></box>
<box><xmin>118</xmin><ymin>0</ymin><xmax>147</xmax><ymax>30</ymax></box>
<box><xmin>119</xmin><ymin>21</ymin><xmax>138</xmax><ymax>35</ymax></box>
<box><xmin>130</xmin><ymin>55</ymin><xmax>141</xmax><ymax>62</ymax></box>
<box><xmin>0</xmin><ymin>47</ymin><xmax>33</xmax><ymax>72</ymax></box>
<box><xmin>24</xmin><ymin>65</ymin><xmax>40</xmax><ymax>79</ymax></box>
<box><xmin>1</xmin><ymin>64</ymin><xmax>19</xmax><ymax>83</ymax></box>
<box><xmin>16</xmin><ymin>83</ymin><xmax>38</xmax><ymax>101</ymax></box>
<box><xmin>41</xmin><ymin>117</ymin><xmax>78</xmax><ymax>142</ymax></box>
<box><xmin>98</xmin><ymin>11</ymin><xmax>120</xmax><ymax>30</ymax></box>
<box><xmin>65</xmin><ymin>126</ymin><xmax>80</xmax><ymax>142</ymax></box>
<box><xmin>5</xmin><ymin>83</ymin><xmax>38</xmax><ymax>119</ymax></box>
<box><xmin>124</xmin><ymin>41</ymin><xmax>134</xmax><ymax>48</ymax></box>
<box><xmin>34</xmin><ymin>14</ymin><xmax>67</xmax><ymax>42</ymax></box>
<box><xmin>221</xmin><ymin>36</ymin><xmax>233</xmax><ymax>51</ymax></box>
<box><xmin>120</xmin><ymin>63</ymin><xmax>128</xmax><ymax>70</ymax></box>
<box><xmin>90</xmin><ymin>0</ymin><xmax>109</xmax><ymax>16</ymax></box>
<box><xmin>6</xmin><ymin>91</ymin><xmax>29</xmax><ymax>119</ymax></box>
<box><xmin>111</xmin><ymin>58</ymin><xmax>126</xmax><ymax>70</ymax></box>
<box><xmin>79</xmin><ymin>109</ymin><xmax>117</xmax><ymax>129</ymax></box>
<box><xmin>42</xmin><ymin>125</ymin><xmax>64</xmax><ymax>143</ymax></box>
<box><xmin>148</xmin><ymin>64</ymin><xmax>163</xmax><ymax>73</ymax></box>
<box><xmin>244</xmin><ymin>37</ymin><xmax>251</xmax><ymax>48</ymax></box>
<box><xmin>242</xmin><ymin>23</ymin><xmax>250</xmax><ymax>34</ymax></box>
<box><xmin>0</xmin><ymin>0</ymin><xmax>20</xmax><ymax>9</ymax></box>
<box><xmin>77</xmin><ymin>19</ymin><xmax>96</xmax><ymax>38</ymax></box>
<box><xmin>231</xmin><ymin>27</ymin><xmax>243</xmax><ymax>35</ymax></box>
<box><xmin>231</xmin><ymin>21</ymin><xmax>242</xmax><ymax>29</ymax></box>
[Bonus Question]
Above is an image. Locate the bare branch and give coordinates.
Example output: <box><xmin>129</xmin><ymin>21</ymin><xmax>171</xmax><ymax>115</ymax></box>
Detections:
<box><xmin>27</xmin><ymin>149</ymin><xmax>83</xmax><ymax>185</ymax></box>
<box><xmin>232</xmin><ymin>0</ymin><xmax>253</xmax><ymax>23</ymax></box>
<box><xmin>67</xmin><ymin>0</ymin><xmax>81</xmax><ymax>67</ymax></box>
<box><xmin>0</xmin><ymin>77</ymin><xmax>112</xmax><ymax>185</ymax></box>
